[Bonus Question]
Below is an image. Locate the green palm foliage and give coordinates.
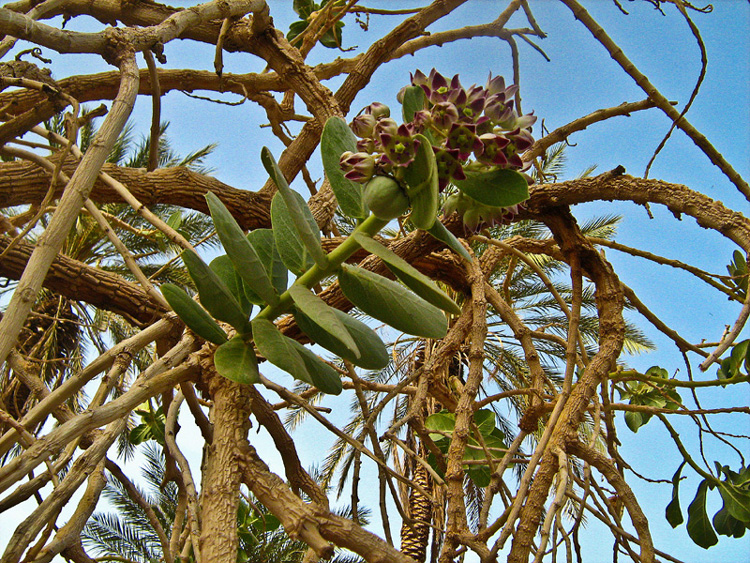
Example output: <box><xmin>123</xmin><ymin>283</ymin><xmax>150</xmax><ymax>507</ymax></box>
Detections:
<box><xmin>0</xmin><ymin>116</ymin><xmax>218</xmax><ymax>455</ymax></box>
<box><xmin>83</xmin><ymin>444</ymin><xmax>366</xmax><ymax>563</ymax></box>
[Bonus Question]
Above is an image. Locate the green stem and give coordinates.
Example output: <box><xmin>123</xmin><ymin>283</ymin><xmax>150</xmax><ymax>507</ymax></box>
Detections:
<box><xmin>608</xmin><ymin>370</ymin><xmax>748</xmax><ymax>388</ymax></box>
<box><xmin>254</xmin><ymin>213</ymin><xmax>389</xmax><ymax>323</ymax></box>
<box><xmin>657</xmin><ymin>413</ymin><xmax>717</xmax><ymax>483</ymax></box>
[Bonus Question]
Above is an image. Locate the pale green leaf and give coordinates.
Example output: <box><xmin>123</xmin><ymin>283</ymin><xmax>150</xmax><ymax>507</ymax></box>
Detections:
<box><xmin>294</xmin><ymin>307</ymin><xmax>388</xmax><ymax>369</ymax></box>
<box><xmin>321</xmin><ymin>117</ymin><xmax>367</xmax><ymax>218</ymax></box>
<box><xmin>271</xmin><ymin>192</ymin><xmax>316</xmax><ymax>276</ymax></box>
<box><xmin>161</xmin><ymin>284</ymin><xmax>228</xmax><ymax>345</ymax></box>
<box><xmin>182</xmin><ymin>250</ymin><xmax>250</xmax><ymax>333</ymax></box>
<box><xmin>289</xmin><ymin>285</ymin><xmax>360</xmax><ymax>359</ymax></box>
<box><xmin>261</xmin><ymin>147</ymin><xmax>328</xmax><ymax>269</ymax></box>
<box><xmin>338</xmin><ymin>264</ymin><xmax>448</xmax><ymax>339</ymax></box>
<box><xmin>252</xmin><ymin>318</ymin><xmax>342</xmax><ymax>395</ymax></box>
<box><xmin>214</xmin><ymin>336</ymin><xmax>259</xmax><ymax>384</ymax></box>
<box><xmin>354</xmin><ymin>232</ymin><xmax>461</xmax><ymax>314</ymax></box>
<box><xmin>456</xmin><ymin>168</ymin><xmax>529</xmax><ymax>208</ymax></box>
<box><xmin>205</xmin><ymin>192</ymin><xmax>279</xmax><ymax>306</ymax></box>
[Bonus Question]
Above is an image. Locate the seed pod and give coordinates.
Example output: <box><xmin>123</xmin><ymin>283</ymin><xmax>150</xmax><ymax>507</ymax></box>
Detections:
<box><xmin>363</xmin><ymin>176</ymin><xmax>410</xmax><ymax>220</ymax></box>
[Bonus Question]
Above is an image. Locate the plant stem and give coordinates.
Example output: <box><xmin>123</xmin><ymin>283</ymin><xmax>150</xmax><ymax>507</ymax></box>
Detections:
<box><xmin>254</xmin><ymin>213</ymin><xmax>389</xmax><ymax>322</ymax></box>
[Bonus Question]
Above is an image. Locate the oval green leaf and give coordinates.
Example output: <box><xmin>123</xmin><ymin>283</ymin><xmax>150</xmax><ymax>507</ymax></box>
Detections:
<box><xmin>455</xmin><ymin>168</ymin><xmax>529</xmax><ymax>209</ymax></box>
<box><xmin>181</xmin><ymin>250</ymin><xmax>251</xmax><ymax>334</ymax></box>
<box><xmin>247</xmin><ymin>229</ymin><xmax>288</xmax><ymax>296</ymax></box>
<box><xmin>271</xmin><ymin>192</ymin><xmax>316</xmax><ymax>276</ymax></box>
<box><xmin>338</xmin><ymin>264</ymin><xmax>448</xmax><ymax>339</ymax></box>
<box><xmin>353</xmin><ymin>233</ymin><xmax>460</xmax><ymax>315</ymax></box>
<box><xmin>687</xmin><ymin>480</ymin><xmax>719</xmax><ymax>549</ymax></box>
<box><xmin>288</xmin><ymin>285</ymin><xmax>360</xmax><ymax>359</ymax></box>
<box><xmin>214</xmin><ymin>336</ymin><xmax>260</xmax><ymax>384</ymax></box>
<box><xmin>321</xmin><ymin>117</ymin><xmax>367</xmax><ymax>219</ymax></box>
<box><xmin>252</xmin><ymin>318</ymin><xmax>342</xmax><ymax>395</ymax></box>
<box><xmin>205</xmin><ymin>191</ymin><xmax>279</xmax><ymax>307</ymax></box>
<box><xmin>294</xmin><ymin>307</ymin><xmax>388</xmax><ymax>370</ymax></box>
<box><xmin>426</xmin><ymin>219</ymin><xmax>471</xmax><ymax>262</ymax></box>
<box><xmin>717</xmin><ymin>480</ymin><xmax>750</xmax><ymax>523</ymax></box>
<box><xmin>405</xmin><ymin>134</ymin><xmax>439</xmax><ymax>230</ymax></box>
<box><xmin>261</xmin><ymin>147</ymin><xmax>328</xmax><ymax>269</ymax></box>
<box><xmin>161</xmin><ymin>283</ymin><xmax>228</xmax><ymax>345</ymax></box>
<box><xmin>401</xmin><ymin>85</ymin><xmax>427</xmax><ymax>123</ymax></box>
<box><xmin>209</xmin><ymin>255</ymin><xmax>253</xmax><ymax>316</ymax></box>
<box><xmin>666</xmin><ymin>461</ymin><xmax>686</xmax><ymax>528</ymax></box>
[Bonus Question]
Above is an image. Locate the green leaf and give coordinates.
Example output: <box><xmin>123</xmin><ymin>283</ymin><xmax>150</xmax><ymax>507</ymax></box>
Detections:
<box><xmin>646</xmin><ymin>365</ymin><xmax>669</xmax><ymax>379</ymax></box>
<box><xmin>713</xmin><ymin>503</ymin><xmax>747</xmax><ymax>538</ymax></box>
<box><xmin>456</xmin><ymin>168</ymin><xmax>529</xmax><ymax>208</ymax></box>
<box><xmin>666</xmin><ymin>461</ymin><xmax>686</xmax><ymax>528</ymax></box>
<box><xmin>717</xmin><ymin>480</ymin><xmax>750</xmax><ymax>523</ymax></box>
<box><xmin>161</xmin><ymin>284</ymin><xmax>228</xmax><ymax>345</ymax></box>
<box><xmin>271</xmin><ymin>192</ymin><xmax>316</xmax><ymax>276</ymax></box>
<box><xmin>425</xmin><ymin>411</ymin><xmax>455</xmax><ymax>443</ymax></box>
<box><xmin>214</xmin><ymin>337</ymin><xmax>260</xmax><ymax>384</ymax></box>
<box><xmin>624</xmin><ymin>410</ymin><xmax>644</xmax><ymax>433</ymax></box>
<box><xmin>205</xmin><ymin>192</ymin><xmax>279</xmax><ymax>307</ymax></box>
<box><xmin>466</xmin><ymin>465</ymin><xmax>491</xmax><ymax>488</ymax></box>
<box><xmin>426</xmin><ymin>219</ymin><xmax>472</xmax><ymax>262</ymax></box>
<box><xmin>294</xmin><ymin>307</ymin><xmax>388</xmax><ymax>369</ymax></box>
<box><xmin>319</xmin><ymin>20</ymin><xmax>344</xmax><ymax>49</ymax></box>
<box><xmin>401</xmin><ymin>85</ymin><xmax>427</xmax><ymax>123</ymax></box>
<box><xmin>321</xmin><ymin>117</ymin><xmax>367</xmax><ymax>219</ymax></box>
<box><xmin>247</xmin><ymin>229</ymin><xmax>288</xmax><ymax>297</ymax></box>
<box><xmin>210</xmin><ymin>255</ymin><xmax>253</xmax><ymax>316</ymax></box>
<box><xmin>182</xmin><ymin>250</ymin><xmax>251</xmax><ymax>333</ymax></box>
<box><xmin>687</xmin><ymin>480</ymin><xmax>719</xmax><ymax>549</ymax></box>
<box><xmin>166</xmin><ymin>210</ymin><xmax>182</xmax><ymax>230</ymax></box>
<box><xmin>730</xmin><ymin>340</ymin><xmax>749</xmax><ymax>375</ymax></box>
<box><xmin>261</xmin><ymin>147</ymin><xmax>328</xmax><ymax>269</ymax></box>
<box><xmin>252</xmin><ymin>318</ymin><xmax>342</xmax><ymax>395</ymax></box>
<box><xmin>403</xmin><ymin>134</ymin><xmax>438</xmax><ymax>197</ymax></box>
<box><xmin>338</xmin><ymin>264</ymin><xmax>448</xmax><ymax>339</ymax></box>
<box><xmin>353</xmin><ymin>232</ymin><xmax>461</xmax><ymax>315</ymax></box>
<box><xmin>292</xmin><ymin>0</ymin><xmax>315</xmax><ymax>18</ymax></box>
<box><xmin>473</xmin><ymin>409</ymin><xmax>496</xmax><ymax>437</ymax></box>
<box><xmin>405</xmin><ymin>134</ymin><xmax>439</xmax><ymax>230</ymax></box>
<box><xmin>287</xmin><ymin>19</ymin><xmax>308</xmax><ymax>43</ymax></box>
<box><xmin>289</xmin><ymin>285</ymin><xmax>360</xmax><ymax>359</ymax></box>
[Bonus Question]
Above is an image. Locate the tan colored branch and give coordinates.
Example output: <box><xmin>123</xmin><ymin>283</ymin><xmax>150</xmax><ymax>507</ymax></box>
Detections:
<box><xmin>0</xmin><ymin>51</ymin><xmax>139</xmax><ymax>371</ymax></box>
<box><xmin>559</xmin><ymin>0</ymin><xmax>750</xmax><ymax>200</ymax></box>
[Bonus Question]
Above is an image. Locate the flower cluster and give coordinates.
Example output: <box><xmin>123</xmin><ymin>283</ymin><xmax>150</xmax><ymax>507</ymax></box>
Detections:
<box><xmin>340</xmin><ymin>69</ymin><xmax>537</xmax><ymax>229</ymax></box>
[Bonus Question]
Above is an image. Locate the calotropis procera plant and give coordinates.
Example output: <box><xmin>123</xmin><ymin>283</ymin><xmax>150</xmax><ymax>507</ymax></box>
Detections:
<box><xmin>341</xmin><ymin>69</ymin><xmax>536</xmax><ymax>231</ymax></box>
<box><xmin>161</xmin><ymin>71</ymin><xmax>531</xmax><ymax>392</ymax></box>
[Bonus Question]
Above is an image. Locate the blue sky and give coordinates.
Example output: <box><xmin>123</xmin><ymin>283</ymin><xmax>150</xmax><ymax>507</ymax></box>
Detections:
<box><xmin>1</xmin><ymin>1</ymin><xmax>749</xmax><ymax>562</ymax></box>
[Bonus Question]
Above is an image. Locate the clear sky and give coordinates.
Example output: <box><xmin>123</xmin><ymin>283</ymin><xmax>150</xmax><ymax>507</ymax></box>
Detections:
<box><xmin>1</xmin><ymin>1</ymin><xmax>749</xmax><ymax>562</ymax></box>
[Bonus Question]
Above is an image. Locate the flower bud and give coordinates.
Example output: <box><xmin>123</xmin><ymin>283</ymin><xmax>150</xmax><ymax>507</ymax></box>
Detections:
<box><xmin>364</xmin><ymin>176</ymin><xmax>410</xmax><ymax>220</ymax></box>
<box><xmin>340</xmin><ymin>151</ymin><xmax>376</xmax><ymax>184</ymax></box>
<box><xmin>350</xmin><ymin>114</ymin><xmax>377</xmax><ymax>138</ymax></box>
<box><xmin>364</xmin><ymin>102</ymin><xmax>391</xmax><ymax>120</ymax></box>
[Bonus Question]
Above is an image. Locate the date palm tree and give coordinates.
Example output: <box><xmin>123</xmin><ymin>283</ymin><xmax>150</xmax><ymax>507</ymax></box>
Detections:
<box><xmin>0</xmin><ymin>116</ymin><xmax>217</xmax><ymax>449</ymax></box>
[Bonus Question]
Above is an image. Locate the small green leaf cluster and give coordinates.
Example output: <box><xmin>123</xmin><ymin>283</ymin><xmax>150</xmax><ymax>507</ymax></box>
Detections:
<box><xmin>667</xmin><ymin>462</ymin><xmax>750</xmax><ymax>549</ymax></box>
<box><xmin>162</xmin><ymin>142</ymin><xmax>462</xmax><ymax>394</ymax></box>
<box><xmin>616</xmin><ymin>366</ymin><xmax>682</xmax><ymax>432</ymax></box>
<box><xmin>128</xmin><ymin>400</ymin><xmax>166</xmax><ymax>446</ymax></box>
<box><xmin>722</xmin><ymin>250</ymin><xmax>748</xmax><ymax>300</ymax></box>
<box><xmin>425</xmin><ymin>409</ymin><xmax>511</xmax><ymax>487</ymax></box>
<box><xmin>717</xmin><ymin>339</ymin><xmax>750</xmax><ymax>381</ymax></box>
<box><xmin>287</xmin><ymin>0</ymin><xmax>345</xmax><ymax>49</ymax></box>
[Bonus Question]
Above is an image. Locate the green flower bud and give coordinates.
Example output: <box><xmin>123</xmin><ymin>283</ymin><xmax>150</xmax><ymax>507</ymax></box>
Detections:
<box><xmin>364</xmin><ymin>176</ymin><xmax>410</xmax><ymax>221</ymax></box>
